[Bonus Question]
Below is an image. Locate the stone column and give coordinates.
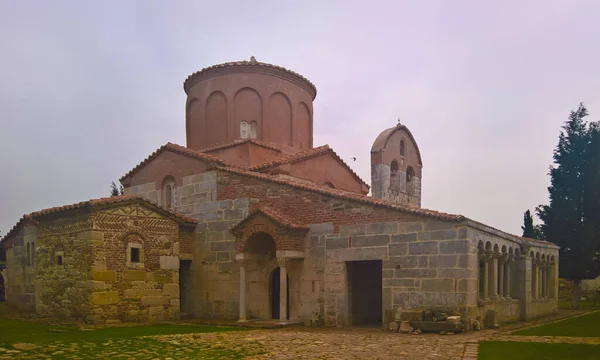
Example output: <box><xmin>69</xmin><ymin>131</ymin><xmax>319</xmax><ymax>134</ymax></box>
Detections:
<box><xmin>491</xmin><ymin>253</ymin><xmax>499</xmax><ymax>299</ymax></box>
<box><xmin>536</xmin><ymin>262</ymin><xmax>541</xmax><ymax>299</ymax></box>
<box><xmin>279</xmin><ymin>258</ymin><xmax>288</xmax><ymax>322</ymax></box>
<box><xmin>482</xmin><ymin>252</ymin><xmax>490</xmax><ymax>299</ymax></box>
<box><xmin>531</xmin><ymin>259</ymin><xmax>539</xmax><ymax>299</ymax></box>
<box><xmin>505</xmin><ymin>256</ymin><xmax>512</xmax><ymax>299</ymax></box>
<box><xmin>543</xmin><ymin>263</ymin><xmax>548</xmax><ymax>298</ymax></box>
<box><xmin>238</xmin><ymin>260</ymin><xmax>247</xmax><ymax>322</ymax></box>
<box><xmin>498</xmin><ymin>259</ymin><xmax>505</xmax><ymax>298</ymax></box>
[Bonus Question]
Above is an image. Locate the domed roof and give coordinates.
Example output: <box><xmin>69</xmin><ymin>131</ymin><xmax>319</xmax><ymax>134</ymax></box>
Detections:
<box><xmin>183</xmin><ymin>56</ymin><xmax>317</xmax><ymax>99</ymax></box>
<box><xmin>371</xmin><ymin>123</ymin><xmax>423</xmax><ymax>165</ymax></box>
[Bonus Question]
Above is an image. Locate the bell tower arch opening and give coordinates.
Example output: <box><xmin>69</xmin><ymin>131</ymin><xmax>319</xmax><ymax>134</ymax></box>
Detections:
<box><xmin>370</xmin><ymin>123</ymin><xmax>423</xmax><ymax>207</ymax></box>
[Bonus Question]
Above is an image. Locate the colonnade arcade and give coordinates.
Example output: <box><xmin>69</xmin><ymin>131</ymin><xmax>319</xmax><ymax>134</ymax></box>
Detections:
<box><xmin>477</xmin><ymin>241</ymin><xmax>556</xmax><ymax>300</ymax></box>
<box><xmin>531</xmin><ymin>251</ymin><xmax>556</xmax><ymax>300</ymax></box>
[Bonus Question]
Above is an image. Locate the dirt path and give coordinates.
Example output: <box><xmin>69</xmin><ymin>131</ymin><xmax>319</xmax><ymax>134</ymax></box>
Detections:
<box><xmin>153</xmin><ymin>328</ymin><xmax>495</xmax><ymax>360</ymax></box>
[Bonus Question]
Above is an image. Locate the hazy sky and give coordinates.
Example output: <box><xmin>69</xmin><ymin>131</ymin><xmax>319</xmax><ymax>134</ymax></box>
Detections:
<box><xmin>1</xmin><ymin>0</ymin><xmax>599</xmax><ymax>236</ymax></box>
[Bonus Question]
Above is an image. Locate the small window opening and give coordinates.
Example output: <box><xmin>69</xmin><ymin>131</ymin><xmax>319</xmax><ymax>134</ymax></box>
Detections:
<box><xmin>400</xmin><ymin>139</ymin><xmax>406</xmax><ymax>156</ymax></box>
<box><xmin>130</xmin><ymin>248</ymin><xmax>140</xmax><ymax>263</ymax></box>
<box><xmin>406</xmin><ymin>166</ymin><xmax>414</xmax><ymax>183</ymax></box>
<box><xmin>57</xmin><ymin>256</ymin><xmax>63</xmax><ymax>266</ymax></box>
<box><xmin>165</xmin><ymin>185</ymin><xmax>173</xmax><ymax>209</ymax></box>
<box><xmin>390</xmin><ymin>160</ymin><xmax>399</xmax><ymax>176</ymax></box>
<box><xmin>324</xmin><ymin>182</ymin><xmax>335</xmax><ymax>189</ymax></box>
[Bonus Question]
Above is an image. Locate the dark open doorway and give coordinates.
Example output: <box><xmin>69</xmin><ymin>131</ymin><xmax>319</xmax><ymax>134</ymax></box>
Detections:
<box><xmin>270</xmin><ymin>267</ymin><xmax>289</xmax><ymax>320</ymax></box>
<box><xmin>0</xmin><ymin>274</ymin><xmax>5</xmax><ymax>302</ymax></box>
<box><xmin>179</xmin><ymin>260</ymin><xmax>192</xmax><ymax>317</ymax></box>
<box><xmin>347</xmin><ymin>260</ymin><xmax>382</xmax><ymax>326</ymax></box>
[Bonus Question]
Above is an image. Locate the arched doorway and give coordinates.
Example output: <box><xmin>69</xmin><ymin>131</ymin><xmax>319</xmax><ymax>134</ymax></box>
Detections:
<box><xmin>270</xmin><ymin>267</ymin><xmax>289</xmax><ymax>320</ymax></box>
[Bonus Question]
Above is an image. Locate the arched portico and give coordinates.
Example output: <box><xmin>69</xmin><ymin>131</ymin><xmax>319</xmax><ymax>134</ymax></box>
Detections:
<box><xmin>231</xmin><ymin>207</ymin><xmax>307</xmax><ymax>323</ymax></box>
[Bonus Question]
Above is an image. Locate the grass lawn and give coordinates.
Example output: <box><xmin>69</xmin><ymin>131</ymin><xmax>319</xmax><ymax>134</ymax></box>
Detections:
<box><xmin>511</xmin><ymin>311</ymin><xmax>600</xmax><ymax>337</ymax></box>
<box><xmin>479</xmin><ymin>342</ymin><xmax>600</xmax><ymax>360</ymax></box>
<box><xmin>0</xmin><ymin>304</ymin><xmax>255</xmax><ymax>359</ymax></box>
<box><xmin>559</xmin><ymin>299</ymin><xmax>600</xmax><ymax>310</ymax></box>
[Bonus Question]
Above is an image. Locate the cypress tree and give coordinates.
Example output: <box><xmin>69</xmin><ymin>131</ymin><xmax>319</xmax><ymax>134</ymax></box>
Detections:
<box><xmin>537</xmin><ymin>103</ymin><xmax>600</xmax><ymax>307</ymax></box>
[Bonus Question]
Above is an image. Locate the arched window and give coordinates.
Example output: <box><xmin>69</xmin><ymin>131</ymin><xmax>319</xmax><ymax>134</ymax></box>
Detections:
<box><xmin>162</xmin><ymin>176</ymin><xmax>176</xmax><ymax>210</ymax></box>
<box><xmin>324</xmin><ymin>182</ymin><xmax>335</xmax><ymax>189</ymax></box>
<box><xmin>400</xmin><ymin>139</ymin><xmax>406</xmax><ymax>156</ymax></box>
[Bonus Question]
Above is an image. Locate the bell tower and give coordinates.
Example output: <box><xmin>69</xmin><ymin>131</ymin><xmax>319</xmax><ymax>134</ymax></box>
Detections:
<box><xmin>370</xmin><ymin>122</ymin><xmax>423</xmax><ymax>207</ymax></box>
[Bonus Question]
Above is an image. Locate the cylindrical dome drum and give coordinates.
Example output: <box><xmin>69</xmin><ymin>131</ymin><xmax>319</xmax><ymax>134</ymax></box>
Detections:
<box><xmin>184</xmin><ymin>57</ymin><xmax>317</xmax><ymax>152</ymax></box>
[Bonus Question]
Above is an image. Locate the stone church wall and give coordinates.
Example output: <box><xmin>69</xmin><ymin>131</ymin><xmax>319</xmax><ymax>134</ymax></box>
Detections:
<box><xmin>4</xmin><ymin>226</ymin><xmax>37</xmax><ymax>311</ymax></box>
<box><xmin>320</xmin><ymin>220</ymin><xmax>472</xmax><ymax>326</ymax></box>
<box><xmin>172</xmin><ymin>170</ymin><xmax>249</xmax><ymax>320</ymax></box>
<box><xmin>35</xmin><ymin>214</ymin><xmax>94</xmax><ymax>319</ymax></box>
<box><xmin>85</xmin><ymin>205</ymin><xmax>182</xmax><ymax>323</ymax></box>
<box><xmin>2</xmin><ymin>204</ymin><xmax>187</xmax><ymax>324</ymax></box>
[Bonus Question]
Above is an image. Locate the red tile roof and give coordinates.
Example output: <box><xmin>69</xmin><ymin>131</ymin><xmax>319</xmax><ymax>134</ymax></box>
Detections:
<box><xmin>371</xmin><ymin>124</ymin><xmax>423</xmax><ymax>166</ymax></box>
<box><xmin>217</xmin><ymin>166</ymin><xmax>463</xmax><ymax>221</ymax></box>
<box><xmin>230</xmin><ymin>206</ymin><xmax>308</xmax><ymax>235</ymax></box>
<box><xmin>120</xmin><ymin>142</ymin><xmax>232</xmax><ymax>182</ymax></box>
<box><xmin>515</xmin><ymin>236</ymin><xmax>556</xmax><ymax>247</ymax></box>
<box><xmin>249</xmin><ymin>145</ymin><xmax>370</xmax><ymax>189</ymax></box>
<box><xmin>184</xmin><ymin>58</ymin><xmax>317</xmax><ymax>99</ymax></box>
<box><xmin>199</xmin><ymin>139</ymin><xmax>283</xmax><ymax>154</ymax></box>
<box><xmin>1</xmin><ymin>195</ymin><xmax>197</xmax><ymax>245</ymax></box>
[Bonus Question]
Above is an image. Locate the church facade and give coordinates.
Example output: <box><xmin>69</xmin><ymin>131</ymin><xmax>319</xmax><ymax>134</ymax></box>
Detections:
<box><xmin>1</xmin><ymin>58</ymin><xmax>559</xmax><ymax>328</ymax></box>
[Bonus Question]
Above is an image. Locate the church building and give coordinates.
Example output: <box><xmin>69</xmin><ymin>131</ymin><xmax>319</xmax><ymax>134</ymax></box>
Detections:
<box><xmin>1</xmin><ymin>58</ymin><xmax>559</xmax><ymax>328</ymax></box>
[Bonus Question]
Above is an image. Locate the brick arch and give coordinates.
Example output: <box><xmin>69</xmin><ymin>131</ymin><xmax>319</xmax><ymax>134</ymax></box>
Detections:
<box><xmin>236</xmin><ymin>224</ymin><xmax>285</xmax><ymax>254</ymax></box>
<box><xmin>117</xmin><ymin>227</ymin><xmax>150</xmax><ymax>247</ymax></box>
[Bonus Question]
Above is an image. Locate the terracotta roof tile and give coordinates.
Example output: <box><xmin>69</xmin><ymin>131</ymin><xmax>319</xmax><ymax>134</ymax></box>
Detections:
<box><xmin>184</xmin><ymin>58</ymin><xmax>317</xmax><ymax>98</ymax></box>
<box><xmin>120</xmin><ymin>142</ymin><xmax>232</xmax><ymax>182</ymax></box>
<box><xmin>516</xmin><ymin>236</ymin><xmax>556</xmax><ymax>247</ymax></box>
<box><xmin>199</xmin><ymin>139</ymin><xmax>283</xmax><ymax>154</ymax></box>
<box><xmin>231</xmin><ymin>206</ymin><xmax>308</xmax><ymax>235</ymax></box>
<box><xmin>1</xmin><ymin>195</ymin><xmax>196</xmax><ymax>245</ymax></box>
<box><xmin>217</xmin><ymin>166</ymin><xmax>463</xmax><ymax>221</ymax></box>
<box><xmin>249</xmin><ymin>145</ymin><xmax>370</xmax><ymax>189</ymax></box>
<box><xmin>371</xmin><ymin>124</ymin><xmax>423</xmax><ymax>165</ymax></box>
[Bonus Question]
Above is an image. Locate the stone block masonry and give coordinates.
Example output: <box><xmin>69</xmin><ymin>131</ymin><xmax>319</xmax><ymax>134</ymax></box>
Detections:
<box><xmin>324</xmin><ymin>220</ymin><xmax>473</xmax><ymax>327</ymax></box>
<box><xmin>174</xmin><ymin>171</ymin><xmax>249</xmax><ymax>320</ymax></box>
<box><xmin>10</xmin><ymin>202</ymin><xmax>192</xmax><ymax>324</ymax></box>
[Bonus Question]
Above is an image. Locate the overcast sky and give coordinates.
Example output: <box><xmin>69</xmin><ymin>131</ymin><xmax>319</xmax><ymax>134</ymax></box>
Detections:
<box><xmin>1</xmin><ymin>0</ymin><xmax>599</xmax><ymax>236</ymax></box>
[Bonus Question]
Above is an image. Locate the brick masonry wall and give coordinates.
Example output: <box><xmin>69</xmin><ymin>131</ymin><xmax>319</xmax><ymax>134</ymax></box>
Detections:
<box><xmin>127</xmin><ymin>168</ymin><xmax>558</xmax><ymax>326</ymax></box>
<box><xmin>217</xmin><ymin>171</ymin><xmax>474</xmax><ymax>325</ymax></box>
<box><xmin>217</xmin><ymin>171</ymin><xmax>427</xmax><ymax>227</ymax></box>
<box><xmin>87</xmin><ymin>204</ymin><xmax>182</xmax><ymax>324</ymax></box>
